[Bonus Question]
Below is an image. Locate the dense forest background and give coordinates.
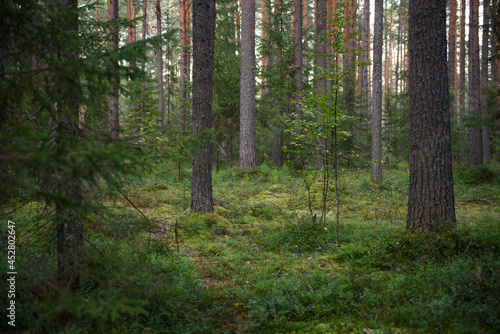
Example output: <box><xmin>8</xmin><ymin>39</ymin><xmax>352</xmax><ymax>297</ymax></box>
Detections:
<box><xmin>0</xmin><ymin>0</ymin><xmax>499</xmax><ymax>333</ymax></box>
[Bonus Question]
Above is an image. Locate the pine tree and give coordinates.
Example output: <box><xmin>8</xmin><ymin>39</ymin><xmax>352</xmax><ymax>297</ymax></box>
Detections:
<box><xmin>481</xmin><ymin>0</ymin><xmax>491</xmax><ymax>163</ymax></box>
<box><xmin>156</xmin><ymin>0</ymin><xmax>164</xmax><ymax>129</ymax></box>
<box><xmin>239</xmin><ymin>0</ymin><xmax>257</xmax><ymax>170</ymax></box>
<box><xmin>191</xmin><ymin>0</ymin><xmax>216</xmax><ymax>213</ymax></box>
<box><xmin>459</xmin><ymin>0</ymin><xmax>466</xmax><ymax>163</ymax></box>
<box><xmin>108</xmin><ymin>0</ymin><xmax>120</xmax><ymax>142</ymax></box>
<box><xmin>57</xmin><ymin>0</ymin><xmax>84</xmax><ymax>288</ymax></box>
<box><xmin>449</xmin><ymin>0</ymin><xmax>457</xmax><ymax>148</ymax></box>
<box><xmin>371</xmin><ymin>0</ymin><xmax>383</xmax><ymax>182</ymax></box>
<box><xmin>468</xmin><ymin>0</ymin><xmax>482</xmax><ymax>165</ymax></box>
<box><xmin>179</xmin><ymin>0</ymin><xmax>189</xmax><ymax>133</ymax></box>
<box><xmin>407</xmin><ymin>0</ymin><xmax>456</xmax><ymax>230</ymax></box>
<box><xmin>294</xmin><ymin>0</ymin><xmax>304</xmax><ymax>169</ymax></box>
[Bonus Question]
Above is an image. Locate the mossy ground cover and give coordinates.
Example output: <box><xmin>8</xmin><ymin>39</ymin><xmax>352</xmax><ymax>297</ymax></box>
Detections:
<box><xmin>1</xmin><ymin>163</ymin><xmax>499</xmax><ymax>333</ymax></box>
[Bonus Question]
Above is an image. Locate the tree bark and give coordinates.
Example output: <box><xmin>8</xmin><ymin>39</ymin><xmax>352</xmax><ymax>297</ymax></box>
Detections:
<box><xmin>57</xmin><ymin>0</ymin><xmax>84</xmax><ymax>288</ymax></box>
<box><xmin>361</xmin><ymin>0</ymin><xmax>370</xmax><ymax>114</ymax></box>
<box><xmin>407</xmin><ymin>0</ymin><xmax>456</xmax><ymax>230</ymax></box>
<box><xmin>179</xmin><ymin>0</ymin><xmax>188</xmax><ymax>133</ymax></box>
<box><xmin>294</xmin><ymin>0</ymin><xmax>303</xmax><ymax>169</ymax></box>
<box><xmin>343</xmin><ymin>0</ymin><xmax>357</xmax><ymax>140</ymax></box>
<box><xmin>156</xmin><ymin>0</ymin><xmax>164</xmax><ymax>129</ymax></box>
<box><xmin>315</xmin><ymin>0</ymin><xmax>327</xmax><ymax>96</ymax></box>
<box><xmin>459</xmin><ymin>0</ymin><xmax>466</xmax><ymax>163</ymax></box>
<box><xmin>191</xmin><ymin>0</ymin><xmax>215</xmax><ymax>213</ymax></box>
<box><xmin>449</xmin><ymin>0</ymin><xmax>457</xmax><ymax>152</ymax></box>
<box><xmin>371</xmin><ymin>0</ymin><xmax>383</xmax><ymax>182</ymax></box>
<box><xmin>108</xmin><ymin>0</ymin><xmax>119</xmax><ymax>143</ymax></box>
<box><xmin>481</xmin><ymin>0</ymin><xmax>491</xmax><ymax>163</ymax></box>
<box><xmin>468</xmin><ymin>0</ymin><xmax>482</xmax><ymax>165</ymax></box>
<box><xmin>141</xmin><ymin>0</ymin><xmax>147</xmax><ymax>126</ymax></box>
<box><xmin>239</xmin><ymin>0</ymin><xmax>257</xmax><ymax>170</ymax></box>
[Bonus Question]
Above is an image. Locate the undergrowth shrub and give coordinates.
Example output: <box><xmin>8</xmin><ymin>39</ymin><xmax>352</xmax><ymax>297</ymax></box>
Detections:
<box><xmin>455</xmin><ymin>164</ymin><xmax>499</xmax><ymax>186</ymax></box>
<box><xmin>25</xmin><ymin>250</ymin><xmax>211</xmax><ymax>333</ymax></box>
<box><xmin>258</xmin><ymin>217</ymin><xmax>337</xmax><ymax>253</ymax></box>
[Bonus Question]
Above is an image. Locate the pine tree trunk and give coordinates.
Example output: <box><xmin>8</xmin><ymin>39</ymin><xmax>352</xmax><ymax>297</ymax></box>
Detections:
<box><xmin>294</xmin><ymin>0</ymin><xmax>303</xmax><ymax>169</ymax></box>
<box><xmin>141</xmin><ymin>0</ymin><xmax>147</xmax><ymax>126</ymax></box>
<box><xmin>395</xmin><ymin>6</ymin><xmax>401</xmax><ymax>98</ymax></box>
<box><xmin>343</xmin><ymin>0</ymin><xmax>357</xmax><ymax>150</ymax></box>
<box><xmin>449</xmin><ymin>0</ymin><xmax>457</xmax><ymax>153</ymax></box>
<box><xmin>156</xmin><ymin>0</ymin><xmax>164</xmax><ymax>130</ymax></box>
<box><xmin>179</xmin><ymin>0</ymin><xmax>188</xmax><ymax>133</ymax></box>
<box><xmin>127</xmin><ymin>0</ymin><xmax>137</xmax><ymax>133</ymax></box>
<box><xmin>57</xmin><ymin>0</ymin><xmax>84</xmax><ymax>288</ymax></box>
<box><xmin>459</xmin><ymin>0</ymin><xmax>466</xmax><ymax>164</ymax></box>
<box><xmin>303</xmin><ymin>0</ymin><xmax>308</xmax><ymax>72</ymax></box>
<box><xmin>315</xmin><ymin>0</ymin><xmax>327</xmax><ymax>167</ymax></box>
<box><xmin>191</xmin><ymin>0</ymin><xmax>215</xmax><ymax>213</ymax></box>
<box><xmin>481</xmin><ymin>0</ymin><xmax>491</xmax><ymax>163</ymax></box>
<box><xmin>468</xmin><ymin>0</ymin><xmax>482</xmax><ymax>165</ymax></box>
<box><xmin>371</xmin><ymin>0</ymin><xmax>383</xmax><ymax>182</ymax></box>
<box><xmin>493</xmin><ymin>0</ymin><xmax>500</xmax><ymax>156</ymax></box>
<box><xmin>407</xmin><ymin>0</ymin><xmax>456</xmax><ymax>230</ymax></box>
<box><xmin>361</xmin><ymin>0</ymin><xmax>370</xmax><ymax>114</ymax></box>
<box><xmin>261</xmin><ymin>0</ymin><xmax>267</xmax><ymax>86</ymax></box>
<box><xmin>315</xmin><ymin>0</ymin><xmax>327</xmax><ymax>95</ymax></box>
<box><xmin>108</xmin><ymin>0</ymin><xmax>119</xmax><ymax>143</ymax></box>
<box><xmin>239</xmin><ymin>0</ymin><xmax>257</xmax><ymax>170</ymax></box>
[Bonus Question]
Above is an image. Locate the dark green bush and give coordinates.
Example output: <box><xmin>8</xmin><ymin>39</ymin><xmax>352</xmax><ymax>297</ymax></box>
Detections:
<box><xmin>455</xmin><ymin>165</ymin><xmax>499</xmax><ymax>186</ymax></box>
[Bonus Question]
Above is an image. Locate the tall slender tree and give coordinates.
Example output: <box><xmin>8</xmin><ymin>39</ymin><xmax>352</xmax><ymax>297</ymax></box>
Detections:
<box><xmin>459</xmin><ymin>0</ymin><xmax>466</xmax><ymax>163</ymax></box>
<box><xmin>407</xmin><ymin>0</ymin><xmax>456</xmax><ymax>230</ymax></box>
<box><xmin>141</xmin><ymin>0</ymin><xmax>147</xmax><ymax>125</ymax></box>
<box><xmin>294</xmin><ymin>0</ymin><xmax>303</xmax><ymax>169</ymax></box>
<box><xmin>361</xmin><ymin>0</ymin><xmax>370</xmax><ymax>114</ymax></box>
<box><xmin>371</xmin><ymin>0</ymin><xmax>383</xmax><ymax>182</ymax></box>
<box><xmin>57</xmin><ymin>0</ymin><xmax>84</xmax><ymax>287</ymax></box>
<box><xmin>191</xmin><ymin>0</ymin><xmax>216</xmax><ymax>213</ymax></box>
<box><xmin>108</xmin><ymin>0</ymin><xmax>119</xmax><ymax>142</ymax></box>
<box><xmin>239</xmin><ymin>0</ymin><xmax>257</xmax><ymax>170</ymax></box>
<box><xmin>156</xmin><ymin>0</ymin><xmax>164</xmax><ymax>129</ymax></box>
<box><xmin>481</xmin><ymin>0</ymin><xmax>491</xmax><ymax>163</ymax></box>
<box><xmin>468</xmin><ymin>0</ymin><xmax>482</xmax><ymax>165</ymax></box>
<box><xmin>179</xmin><ymin>0</ymin><xmax>189</xmax><ymax>133</ymax></box>
<box><xmin>449</xmin><ymin>0</ymin><xmax>457</xmax><ymax>147</ymax></box>
<box><xmin>343</xmin><ymin>0</ymin><xmax>357</xmax><ymax>147</ymax></box>
<box><xmin>315</xmin><ymin>0</ymin><xmax>327</xmax><ymax>96</ymax></box>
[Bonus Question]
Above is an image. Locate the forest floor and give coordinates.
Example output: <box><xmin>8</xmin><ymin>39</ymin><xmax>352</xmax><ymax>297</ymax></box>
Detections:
<box><xmin>4</xmin><ymin>162</ymin><xmax>500</xmax><ymax>333</ymax></box>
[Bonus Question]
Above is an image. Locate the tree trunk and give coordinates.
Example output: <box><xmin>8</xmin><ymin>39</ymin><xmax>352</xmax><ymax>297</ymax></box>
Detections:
<box><xmin>343</xmin><ymin>0</ymin><xmax>357</xmax><ymax>148</ymax></box>
<box><xmin>468</xmin><ymin>0</ymin><xmax>482</xmax><ymax>165</ymax></box>
<box><xmin>303</xmin><ymin>0</ymin><xmax>309</xmax><ymax>77</ymax></box>
<box><xmin>459</xmin><ymin>0</ymin><xmax>466</xmax><ymax>164</ymax></box>
<box><xmin>108</xmin><ymin>0</ymin><xmax>119</xmax><ymax>143</ymax></box>
<box><xmin>481</xmin><ymin>0</ymin><xmax>491</xmax><ymax>163</ymax></box>
<box><xmin>371</xmin><ymin>0</ymin><xmax>383</xmax><ymax>182</ymax></box>
<box><xmin>57</xmin><ymin>0</ymin><xmax>84</xmax><ymax>289</ymax></box>
<box><xmin>191</xmin><ymin>0</ymin><xmax>215</xmax><ymax>213</ymax></box>
<box><xmin>407</xmin><ymin>0</ymin><xmax>456</xmax><ymax>231</ymax></box>
<box><xmin>315</xmin><ymin>0</ymin><xmax>327</xmax><ymax>95</ymax></box>
<box><xmin>294</xmin><ymin>0</ymin><xmax>303</xmax><ymax>169</ymax></box>
<box><xmin>179</xmin><ymin>0</ymin><xmax>188</xmax><ymax>133</ymax></box>
<box><xmin>141</xmin><ymin>0</ymin><xmax>147</xmax><ymax>126</ymax></box>
<box><xmin>493</xmin><ymin>0</ymin><xmax>500</xmax><ymax>157</ymax></box>
<box><xmin>156</xmin><ymin>0</ymin><xmax>164</xmax><ymax>129</ymax></box>
<box><xmin>315</xmin><ymin>0</ymin><xmax>327</xmax><ymax>166</ymax></box>
<box><xmin>449</xmin><ymin>0</ymin><xmax>457</xmax><ymax>153</ymax></box>
<box><xmin>361</xmin><ymin>0</ymin><xmax>370</xmax><ymax>114</ymax></box>
<box><xmin>239</xmin><ymin>0</ymin><xmax>257</xmax><ymax>170</ymax></box>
